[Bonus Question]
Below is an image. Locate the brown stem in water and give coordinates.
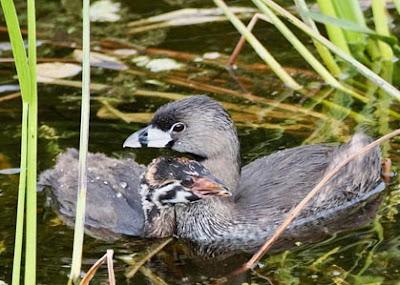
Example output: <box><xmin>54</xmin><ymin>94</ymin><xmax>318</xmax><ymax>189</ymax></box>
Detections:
<box><xmin>228</xmin><ymin>13</ymin><xmax>268</xmax><ymax>66</ymax></box>
<box><xmin>107</xmin><ymin>249</ymin><xmax>115</xmax><ymax>285</ymax></box>
<box><xmin>233</xmin><ymin>129</ymin><xmax>400</xmax><ymax>275</ymax></box>
<box><xmin>0</xmin><ymin>92</ymin><xmax>20</xmax><ymax>103</ymax></box>
<box><xmin>80</xmin><ymin>250</ymin><xmax>115</xmax><ymax>285</ymax></box>
<box><xmin>125</xmin><ymin>237</ymin><xmax>173</xmax><ymax>279</ymax></box>
<box><xmin>227</xmin><ymin>13</ymin><xmax>271</xmax><ymax>95</ymax></box>
<box><xmin>139</xmin><ymin>266</ymin><xmax>169</xmax><ymax>285</ymax></box>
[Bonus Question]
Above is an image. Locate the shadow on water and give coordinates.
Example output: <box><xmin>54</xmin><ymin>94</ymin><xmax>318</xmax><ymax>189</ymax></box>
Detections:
<box><xmin>0</xmin><ymin>0</ymin><xmax>400</xmax><ymax>284</ymax></box>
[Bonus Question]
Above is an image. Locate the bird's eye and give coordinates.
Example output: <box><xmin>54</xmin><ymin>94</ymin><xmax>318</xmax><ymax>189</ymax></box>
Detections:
<box><xmin>171</xmin><ymin>122</ymin><xmax>185</xmax><ymax>133</ymax></box>
<box><xmin>181</xmin><ymin>177</ymin><xmax>193</xmax><ymax>187</ymax></box>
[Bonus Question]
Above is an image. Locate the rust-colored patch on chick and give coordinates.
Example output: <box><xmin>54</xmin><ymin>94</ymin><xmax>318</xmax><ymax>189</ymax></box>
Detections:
<box><xmin>145</xmin><ymin>157</ymin><xmax>192</xmax><ymax>187</ymax></box>
<box><xmin>145</xmin><ymin>158</ymin><xmax>161</xmax><ymax>187</ymax></box>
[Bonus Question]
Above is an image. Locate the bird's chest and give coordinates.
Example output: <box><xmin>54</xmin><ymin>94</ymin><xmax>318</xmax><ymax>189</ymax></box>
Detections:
<box><xmin>174</xmin><ymin>203</ymin><xmax>234</xmax><ymax>243</ymax></box>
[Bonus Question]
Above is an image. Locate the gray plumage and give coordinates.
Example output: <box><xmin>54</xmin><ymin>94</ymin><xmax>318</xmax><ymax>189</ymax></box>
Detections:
<box><xmin>174</xmin><ymin>133</ymin><xmax>382</xmax><ymax>255</ymax></box>
<box><xmin>39</xmin><ymin>95</ymin><xmax>384</xmax><ymax>254</ymax></box>
<box><xmin>150</xmin><ymin>95</ymin><xmax>241</xmax><ymax>192</ymax></box>
<box><xmin>39</xmin><ymin>149</ymin><xmax>145</xmax><ymax>240</ymax></box>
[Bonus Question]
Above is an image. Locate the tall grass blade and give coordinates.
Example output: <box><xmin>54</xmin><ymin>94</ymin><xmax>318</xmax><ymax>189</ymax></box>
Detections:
<box><xmin>253</xmin><ymin>0</ymin><xmax>368</xmax><ymax>102</ymax></box>
<box><xmin>213</xmin><ymin>0</ymin><xmax>302</xmax><ymax>90</ymax></box>
<box><xmin>306</xmin><ymin>10</ymin><xmax>400</xmax><ymax>58</ymax></box>
<box><xmin>25</xmin><ymin>0</ymin><xmax>37</xmax><ymax>283</ymax></box>
<box><xmin>372</xmin><ymin>0</ymin><xmax>393</xmax><ymax>60</ymax></box>
<box><xmin>0</xmin><ymin>0</ymin><xmax>37</xmax><ymax>283</ymax></box>
<box><xmin>12</xmin><ymin>103</ymin><xmax>28</xmax><ymax>285</ymax></box>
<box><xmin>316</xmin><ymin>0</ymin><xmax>351</xmax><ymax>54</ymax></box>
<box><xmin>0</xmin><ymin>0</ymin><xmax>30</xmax><ymax>102</ymax></box>
<box><xmin>70</xmin><ymin>0</ymin><xmax>91</xmax><ymax>282</ymax></box>
<box><xmin>305</xmin><ymin>11</ymin><xmax>398</xmax><ymax>46</ymax></box>
<box><xmin>293</xmin><ymin>0</ymin><xmax>341</xmax><ymax>76</ymax></box>
<box><xmin>332</xmin><ymin>0</ymin><xmax>365</xmax><ymax>44</ymax></box>
<box><xmin>394</xmin><ymin>0</ymin><xmax>400</xmax><ymax>15</ymax></box>
<box><xmin>335</xmin><ymin>0</ymin><xmax>366</xmax><ymax>26</ymax></box>
<box><xmin>258</xmin><ymin>0</ymin><xmax>400</xmax><ymax>101</ymax></box>
<box><xmin>252</xmin><ymin>0</ymin><xmax>342</xmax><ymax>90</ymax></box>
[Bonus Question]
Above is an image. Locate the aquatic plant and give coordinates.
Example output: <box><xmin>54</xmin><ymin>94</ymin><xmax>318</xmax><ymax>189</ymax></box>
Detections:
<box><xmin>215</xmin><ymin>0</ymin><xmax>400</xmax><ymax>100</ymax></box>
<box><xmin>0</xmin><ymin>0</ymin><xmax>37</xmax><ymax>284</ymax></box>
<box><xmin>69</xmin><ymin>0</ymin><xmax>91</xmax><ymax>282</ymax></box>
<box><xmin>206</xmin><ymin>1</ymin><xmax>400</xmax><ymax>281</ymax></box>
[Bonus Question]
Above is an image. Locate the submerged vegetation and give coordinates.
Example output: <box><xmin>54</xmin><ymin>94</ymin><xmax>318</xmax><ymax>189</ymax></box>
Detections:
<box><xmin>0</xmin><ymin>0</ymin><xmax>400</xmax><ymax>284</ymax></box>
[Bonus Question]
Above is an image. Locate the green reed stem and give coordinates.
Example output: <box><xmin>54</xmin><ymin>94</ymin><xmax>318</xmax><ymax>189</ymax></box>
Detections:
<box><xmin>0</xmin><ymin>0</ymin><xmax>37</xmax><ymax>283</ymax></box>
<box><xmin>338</xmin><ymin>0</ymin><xmax>366</xmax><ymax>26</ymax></box>
<box><xmin>332</xmin><ymin>0</ymin><xmax>381</xmax><ymax>63</ymax></box>
<box><xmin>0</xmin><ymin>0</ymin><xmax>30</xmax><ymax>101</ymax></box>
<box><xmin>316</xmin><ymin>0</ymin><xmax>351</xmax><ymax>54</ymax></box>
<box><xmin>12</xmin><ymin>102</ymin><xmax>28</xmax><ymax>285</ymax></box>
<box><xmin>213</xmin><ymin>0</ymin><xmax>302</xmax><ymax>90</ymax></box>
<box><xmin>258</xmin><ymin>0</ymin><xmax>400</xmax><ymax>101</ymax></box>
<box><xmin>25</xmin><ymin>0</ymin><xmax>37</xmax><ymax>283</ymax></box>
<box><xmin>332</xmin><ymin>0</ymin><xmax>365</xmax><ymax>44</ymax></box>
<box><xmin>394</xmin><ymin>0</ymin><xmax>400</xmax><ymax>15</ymax></box>
<box><xmin>253</xmin><ymin>0</ymin><xmax>368</xmax><ymax>103</ymax></box>
<box><xmin>252</xmin><ymin>0</ymin><xmax>342</xmax><ymax>89</ymax></box>
<box><xmin>293</xmin><ymin>0</ymin><xmax>341</xmax><ymax>76</ymax></box>
<box><xmin>70</xmin><ymin>0</ymin><xmax>91</xmax><ymax>282</ymax></box>
<box><xmin>372</xmin><ymin>0</ymin><xmax>393</xmax><ymax>60</ymax></box>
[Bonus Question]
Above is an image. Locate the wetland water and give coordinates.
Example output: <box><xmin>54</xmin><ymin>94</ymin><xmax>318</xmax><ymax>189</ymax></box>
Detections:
<box><xmin>1</xmin><ymin>0</ymin><xmax>400</xmax><ymax>284</ymax></box>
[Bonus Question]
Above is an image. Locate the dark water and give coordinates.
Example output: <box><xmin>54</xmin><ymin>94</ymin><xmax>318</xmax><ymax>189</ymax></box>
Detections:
<box><xmin>0</xmin><ymin>0</ymin><xmax>400</xmax><ymax>284</ymax></box>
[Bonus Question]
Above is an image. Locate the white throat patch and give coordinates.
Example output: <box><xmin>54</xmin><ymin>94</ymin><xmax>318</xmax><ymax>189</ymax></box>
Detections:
<box><xmin>147</xmin><ymin>127</ymin><xmax>173</xmax><ymax>147</ymax></box>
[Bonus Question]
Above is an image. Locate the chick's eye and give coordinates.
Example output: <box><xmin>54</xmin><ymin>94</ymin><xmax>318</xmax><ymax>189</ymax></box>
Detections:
<box><xmin>171</xmin><ymin>123</ymin><xmax>185</xmax><ymax>133</ymax></box>
<box><xmin>181</xmin><ymin>177</ymin><xmax>193</xmax><ymax>187</ymax></box>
